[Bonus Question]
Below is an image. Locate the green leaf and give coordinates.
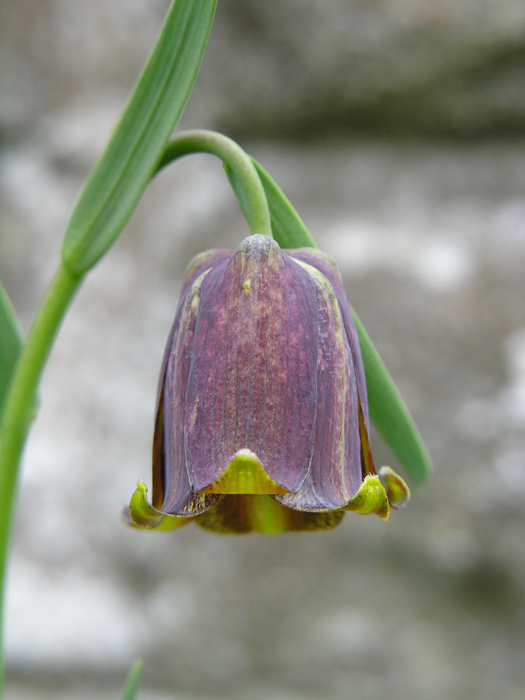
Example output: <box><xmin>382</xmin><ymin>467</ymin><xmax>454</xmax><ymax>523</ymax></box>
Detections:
<box><xmin>242</xmin><ymin>156</ymin><xmax>432</xmax><ymax>485</ymax></box>
<box><xmin>0</xmin><ymin>279</ymin><xmax>23</xmax><ymax>425</ymax></box>
<box><xmin>119</xmin><ymin>659</ymin><xmax>143</xmax><ymax>700</ymax></box>
<box><xmin>62</xmin><ymin>0</ymin><xmax>217</xmax><ymax>276</ymax></box>
<box><xmin>352</xmin><ymin>312</ymin><xmax>432</xmax><ymax>486</ymax></box>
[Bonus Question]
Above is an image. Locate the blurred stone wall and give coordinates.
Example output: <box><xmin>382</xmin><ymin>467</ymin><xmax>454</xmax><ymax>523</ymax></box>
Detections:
<box><xmin>2</xmin><ymin>2</ymin><xmax>525</xmax><ymax>700</ymax></box>
<box><xmin>4</xmin><ymin>0</ymin><xmax>525</xmax><ymax>140</ymax></box>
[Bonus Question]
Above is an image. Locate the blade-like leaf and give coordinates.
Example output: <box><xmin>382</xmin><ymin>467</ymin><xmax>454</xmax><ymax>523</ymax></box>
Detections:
<box><xmin>0</xmin><ymin>279</ymin><xmax>23</xmax><ymax>425</ymax></box>
<box><xmin>352</xmin><ymin>312</ymin><xmax>432</xmax><ymax>486</ymax></box>
<box><xmin>119</xmin><ymin>659</ymin><xmax>143</xmax><ymax>700</ymax></box>
<box><xmin>235</xmin><ymin>157</ymin><xmax>432</xmax><ymax>484</ymax></box>
<box><xmin>62</xmin><ymin>0</ymin><xmax>217</xmax><ymax>276</ymax></box>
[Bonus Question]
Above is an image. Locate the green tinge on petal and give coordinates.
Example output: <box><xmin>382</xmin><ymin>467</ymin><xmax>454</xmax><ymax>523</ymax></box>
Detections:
<box><xmin>345</xmin><ymin>474</ymin><xmax>390</xmax><ymax>521</ymax></box>
<box><xmin>200</xmin><ymin>449</ymin><xmax>289</xmax><ymax>495</ymax></box>
<box><xmin>194</xmin><ymin>495</ymin><xmax>289</xmax><ymax>534</ymax></box>
<box><xmin>127</xmin><ymin>482</ymin><xmax>190</xmax><ymax>531</ymax></box>
<box><xmin>379</xmin><ymin>466</ymin><xmax>410</xmax><ymax>509</ymax></box>
<box><xmin>195</xmin><ymin>495</ymin><xmax>345</xmax><ymax>534</ymax></box>
<box><xmin>250</xmin><ymin>496</ymin><xmax>294</xmax><ymax>532</ymax></box>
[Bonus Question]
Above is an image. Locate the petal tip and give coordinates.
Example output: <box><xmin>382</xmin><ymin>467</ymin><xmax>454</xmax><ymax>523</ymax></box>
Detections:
<box><xmin>345</xmin><ymin>474</ymin><xmax>390</xmax><ymax>520</ymax></box>
<box><xmin>126</xmin><ymin>482</ymin><xmax>190</xmax><ymax>531</ymax></box>
<box><xmin>379</xmin><ymin>466</ymin><xmax>411</xmax><ymax>509</ymax></box>
<box><xmin>199</xmin><ymin>449</ymin><xmax>289</xmax><ymax>495</ymax></box>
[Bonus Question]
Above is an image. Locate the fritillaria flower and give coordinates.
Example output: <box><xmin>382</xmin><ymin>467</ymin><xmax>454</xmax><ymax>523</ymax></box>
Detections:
<box><xmin>125</xmin><ymin>234</ymin><xmax>409</xmax><ymax>534</ymax></box>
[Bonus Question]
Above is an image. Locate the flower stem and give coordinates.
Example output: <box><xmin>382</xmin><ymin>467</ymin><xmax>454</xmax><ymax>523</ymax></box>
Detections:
<box><xmin>0</xmin><ymin>262</ymin><xmax>82</xmax><ymax>696</ymax></box>
<box><xmin>157</xmin><ymin>130</ymin><xmax>272</xmax><ymax>238</ymax></box>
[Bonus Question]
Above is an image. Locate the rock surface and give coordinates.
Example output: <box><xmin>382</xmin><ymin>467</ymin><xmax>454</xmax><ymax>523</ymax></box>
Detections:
<box><xmin>202</xmin><ymin>0</ymin><xmax>525</xmax><ymax>137</ymax></box>
<box><xmin>3</xmin><ymin>0</ymin><xmax>525</xmax><ymax>139</ymax></box>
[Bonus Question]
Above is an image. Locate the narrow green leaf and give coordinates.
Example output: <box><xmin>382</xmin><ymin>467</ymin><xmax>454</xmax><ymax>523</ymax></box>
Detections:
<box><xmin>241</xmin><ymin>156</ymin><xmax>432</xmax><ymax>484</ymax></box>
<box><xmin>352</xmin><ymin>312</ymin><xmax>432</xmax><ymax>486</ymax></box>
<box><xmin>0</xmin><ymin>279</ymin><xmax>24</xmax><ymax>425</ymax></box>
<box><xmin>119</xmin><ymin>659</ymin><xmax>143</xmax><ymax>700</ymax></box>
<box><xmin>62</xmin><ymin>0</ymin><xmax>217</xmax><ymax>276</ymax></box>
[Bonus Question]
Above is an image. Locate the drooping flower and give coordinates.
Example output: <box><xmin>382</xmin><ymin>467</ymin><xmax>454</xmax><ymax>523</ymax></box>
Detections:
<box><xmin>125</xmin><ymin>234</ymin><xmax>409</xmax><ymax>534</ymax></box>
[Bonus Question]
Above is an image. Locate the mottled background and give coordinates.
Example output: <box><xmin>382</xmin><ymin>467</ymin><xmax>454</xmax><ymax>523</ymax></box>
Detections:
<box><xmin>2</xmin><ymin>1</ymin><xmax>525</xmax><ymax>699</ymax></box>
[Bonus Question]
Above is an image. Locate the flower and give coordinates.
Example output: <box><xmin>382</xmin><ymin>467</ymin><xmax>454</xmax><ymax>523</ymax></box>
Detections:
<box><xmin>125</xmin><ymin>235</ymin><xmax>409</xmax><ymax>534</ymax></box>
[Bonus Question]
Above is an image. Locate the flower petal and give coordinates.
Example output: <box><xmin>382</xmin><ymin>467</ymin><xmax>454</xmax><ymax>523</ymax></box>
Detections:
<box><xmin>358</xmin><ymin>394</ymin><xmax>376</xmax><ymax>479</ymax></box>
<box><xmin>180</xmin><ymin>249</ymin><xmax>232</xmax><ymax>300</ymax></box>
<box><xmin>287</xmin><ymin>248</ymin><xmax>369</xmax><ymax>428</ymax></box>
<box><xmin>345</xmin><ymin>474</ymin><xmax>390</xmax><ymax>520</ymax></box>
<box><xmin>200</xmin><ymin>448</ymin><xmax>289</xmax><ymax>494</ymax></box>
<box><xmin>275</xmin><ymin>260</ymin><xmax>362</xmax><ymax>511</ymax></box>
<box><xmin>184</xmin><ymin>235</ymin><xmax>319</xmax><ymax>494</ymax></box>
<box><xmin>195</xmin><ymin>495</ymin><xmax>345</xmax><ymax>534</ymax></box>
<box><xmin>124</xmin><ymin>482</ymin><xmax>191</xmax><ymax>530</ymax></box>
<box><xmin>158</xmin><ymin>269</ymin><xmax>224</xmax><ymax>516</ymax></box>
<box><xmin>378</xmin><ymin>466</ymin><xmax>410</xmax><ymax>509</ymax></box>
<box><xmin>155</xmin><ymin>249</ymin><xmax>231</xmax><ymax>405</ymax></box>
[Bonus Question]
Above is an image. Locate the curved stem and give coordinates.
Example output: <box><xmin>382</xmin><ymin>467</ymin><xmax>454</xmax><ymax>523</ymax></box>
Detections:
<box><xmin>157</xmin><ymin>130</ymin><xmax>272</xmax><ymax>238</ymax></box>
<box><xmin>0</xmin><ymin>263</ymin><xmax>82</xmax><ymax>693</ymax></box>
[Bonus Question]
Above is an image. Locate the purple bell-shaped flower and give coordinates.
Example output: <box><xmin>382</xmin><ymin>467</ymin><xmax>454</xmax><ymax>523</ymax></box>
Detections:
<box><xmin>125</xmin><ymin>235</ymin><xmax>408</xmax><ymax>534</ymax></box>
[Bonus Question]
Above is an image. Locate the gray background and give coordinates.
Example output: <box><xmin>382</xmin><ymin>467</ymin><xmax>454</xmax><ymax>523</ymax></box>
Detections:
<box><xmin>2</xmin><ymin>1</ymin><xmax>525</xmax><ymax>699</ymax></box>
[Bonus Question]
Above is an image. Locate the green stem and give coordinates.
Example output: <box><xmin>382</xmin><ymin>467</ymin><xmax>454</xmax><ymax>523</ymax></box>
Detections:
<box><xmin>157</xmin><ymin>130</ymin><xmax>272</xmax><ymax>238</ymax></box>
<box><xmin>0</xmin><ymin>263</ymin><xmax>82</xmax><ymax>696</ymax></box>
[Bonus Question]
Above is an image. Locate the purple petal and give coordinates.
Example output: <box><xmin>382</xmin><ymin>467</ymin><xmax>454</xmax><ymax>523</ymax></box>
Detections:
<box><xmin>155</xmin><ymin>249</ymin><xmax>232</xmax><ymax>405</ymax></box>
<box><xmin>184</xmin><ymin>235</ymin><xmax>319</xmax><ymax>493</ymax></box>
<box><xmin>287</xmin><ymin>248</ymin><xmax>369</xmax><ymax>429</ymax></box>
<box><xmin>180</xmin><ymin>249</ymin><xmax>233</xmax><ymax>300</ymax></box>
<box><xmin>274</xmin><ymin>262</ymin><xmax>362</xmax><ymax>510</ymax></box>
<box><xmin>155</xmin><ymin>269</ymin><xmax>223</xmax><ymax>516</ymax></box>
